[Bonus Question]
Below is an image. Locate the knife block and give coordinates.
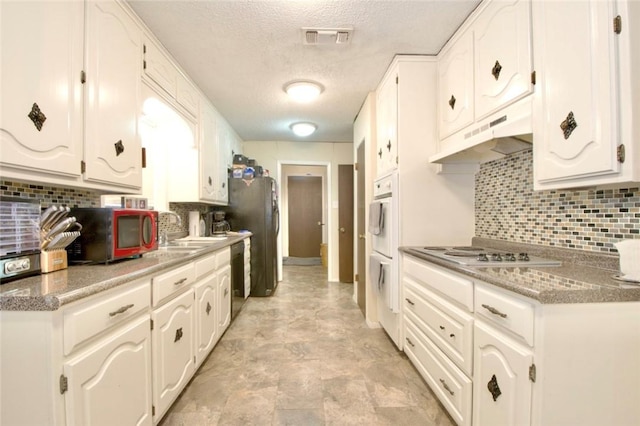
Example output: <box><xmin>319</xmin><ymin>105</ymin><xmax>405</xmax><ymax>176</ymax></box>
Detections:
<box><xmin>41</xmin><ymin>250</ymin><xmax>68</xmax><ymax>273</ymax></box>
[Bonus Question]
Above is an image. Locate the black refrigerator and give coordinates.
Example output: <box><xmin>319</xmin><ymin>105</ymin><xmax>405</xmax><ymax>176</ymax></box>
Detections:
<box><xmin>226</xmin><ymin>177</ymin><xmax>279</xmax><ymax>296</ymax></box>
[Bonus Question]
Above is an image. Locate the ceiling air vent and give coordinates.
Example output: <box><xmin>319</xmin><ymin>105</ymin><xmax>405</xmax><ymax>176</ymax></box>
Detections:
<box><xmin>302</xmin><ymin>28</ymin><xmax>353</xmax><ymax>45</ymax></box>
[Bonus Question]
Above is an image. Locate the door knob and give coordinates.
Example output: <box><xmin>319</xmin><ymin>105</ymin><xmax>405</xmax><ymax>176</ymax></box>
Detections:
<box><xmin>317</xmin><ymin>221</ymin><xmax>325</xmax><ymax>226</ymax></box>
<box><xmin>340</xmin><ymin>227</ymin><xmax>345</xmax><ymax>233</ymax></box>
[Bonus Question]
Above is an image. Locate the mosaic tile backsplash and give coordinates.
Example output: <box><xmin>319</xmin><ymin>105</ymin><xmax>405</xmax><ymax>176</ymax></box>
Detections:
<box><xmin>4</xmin><ymin>149</ymin><xmax>639</xmax><ymax>255</ymax></box>
<box><xmin>0</xmin><ymin>179</ymin><xmax>202</xmax><ymax>236</ymax></box>
<box><xmin>475</xmin><ymin>149</ymin><xmax>639</xmax><ymax>253</ymax></box>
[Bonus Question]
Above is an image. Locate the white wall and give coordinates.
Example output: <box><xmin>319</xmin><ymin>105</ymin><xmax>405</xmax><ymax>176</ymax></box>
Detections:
<box><xmin>242</xmin><ymin>141</ymin><xmax>353</xmax><ymax>282</ymax></box>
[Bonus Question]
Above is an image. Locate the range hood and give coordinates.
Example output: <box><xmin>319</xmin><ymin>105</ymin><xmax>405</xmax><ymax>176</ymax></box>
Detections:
<box><xmin>429</xmin><ymin>96</ymin><xmax>533</xmax><ymax>164</ymax></box>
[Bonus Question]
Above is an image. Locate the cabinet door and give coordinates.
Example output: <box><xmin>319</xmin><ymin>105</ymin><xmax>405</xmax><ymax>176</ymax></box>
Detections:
<box><xmin>216</xmin><ymin>121</ymin><xmax>231</xmax><ymax>203</ymax></box>
<box><xmin>152</xmin><ymin>289</ymin><xmax>195</xmax><ymax>421</ymax></box>
<box><xmin>474</xmin><ymin>0</ymin><xmax>532</xmax><ymax>120</ymax></box>
<box><xmin>376</xmin><ymin>72</ymin><xmax>398</xmax><ymax>176</ymax></box>
<box><xmin>64</xmin><ymin>315</ymin><xmax>152</xmax><ymax>426</ymax></box>
<box><xmin>473</xmin><ymin>321</ymin><xmax>533</xmax><ymax>426</ymax></box>
<box><xmin>218</xmin><ymin>265</ymin><xmax>231</xmax><ymax>332</ymax></box>
<box><xmin>532</xmin><ymin>0</ymin><xmax>620</xmax><ymax>187</ymax></box>
<box><xmin>199</xmin><ymin>100</ymin><xmax>218</xmax><ymax>201</ymax></box>
<box><xmin>84</xmin><ymin>0</ymin><xmax>142</xmax><ymax>190</ymax></box>
<box><xmin>195</xmin><ymin>273</ymin><xmax>219</xmax><ymax>367</ymax></box>
<box><xmin>0</xmin><ymin>1</ymin><xmax>83</xmax><ymax>178</ymax></box>
<box><xmin>142</xmin><ymin>36</ymin><xmax>178</xmax><ymax>98</ymax></box>
<box><xmin>438</xmin><ymin>30</ymin><xmax>474</xmax><ymax>139</ymax></box>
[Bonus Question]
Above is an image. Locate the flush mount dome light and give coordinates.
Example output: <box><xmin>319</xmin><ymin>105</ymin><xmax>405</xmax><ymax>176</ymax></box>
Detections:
<box><xmin>284</xmin><ymin>81</ymin><xmax>323</xmax><ymax>103</ymax></box>
<box><xmin>290</xmin><ymin>122</ymin><xmax>317</xmax><ymax>137</ymax></box>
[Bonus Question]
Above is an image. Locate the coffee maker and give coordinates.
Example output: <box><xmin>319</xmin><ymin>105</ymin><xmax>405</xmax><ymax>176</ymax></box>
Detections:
<box><xmin>211</xmin><ymin>210</ymin><xmax>231</xmax><ymax>236</ymax></box>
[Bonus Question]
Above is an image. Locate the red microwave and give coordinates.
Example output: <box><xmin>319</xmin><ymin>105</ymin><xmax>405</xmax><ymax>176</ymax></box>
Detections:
<box><xmin>67</xmin><ymin>208</ymin><xmax>158</xmax><ymax>263</ymax></box>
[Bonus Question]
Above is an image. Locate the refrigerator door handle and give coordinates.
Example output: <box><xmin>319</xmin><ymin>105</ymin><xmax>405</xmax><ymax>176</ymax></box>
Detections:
<box><xmin>274</xmin><ymin>205</ymin><xmax>280</xmax><ymax>236</ymax></box>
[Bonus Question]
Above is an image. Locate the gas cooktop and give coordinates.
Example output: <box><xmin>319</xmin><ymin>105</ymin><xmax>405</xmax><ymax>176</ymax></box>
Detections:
<box><xmin>413</xmin><ymin>246</ymin><xmax>561</xmax><ymax>267</ymax></box>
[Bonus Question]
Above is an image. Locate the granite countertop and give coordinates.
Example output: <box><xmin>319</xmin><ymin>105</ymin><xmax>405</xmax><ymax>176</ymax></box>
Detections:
<box><xmin>0</xmin><ymin>234</ymin><xmax>250</xmax><ymax>312</ymax></box>
<box><xmin>401</xmin><ymin>238</ymin><xmax>640</xmax><ymax>304</ymax></box>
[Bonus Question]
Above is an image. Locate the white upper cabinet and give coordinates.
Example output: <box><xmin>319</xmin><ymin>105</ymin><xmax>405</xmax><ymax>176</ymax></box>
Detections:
<box><xmin>474</xmin><ymin>0</ymin><xmax>532</xmax><ymax>120</ymax></box>
<box><xmin>84</xmin><ymin>0</ymin><xmax>143</xmax><ymax>190</ymax></box>
<box><xmin>376</xmin><ymin>69</ymin><xmax>399</xmax><ymax>176</ymax></box>
<box><xmin>432</xmin><ymin>0</ymin><xmax>534</xmax><ymax>164</ymax></box>
<box><xmin>0</xmin><ymin>1</ymin><xmax>84</xmax><ymax>180</ymax></box>
<box><xmin>438</xmin><ymin>30</ymin><xmax>474</xmax><ymax>140</ymax></box>
<box><xmin>200</xmin><ymin>99</ymin><xmax>219</xmax><ymax>202</ymax></box>
<box><xmin>532</xmin><ymin>0</ymin><xmax>640</xmax><ymax>189</ymax></box>
<box><xmin>143</xmin><ymin>36</ymin><xmax>199</xmax><ymax>118</ymax></box>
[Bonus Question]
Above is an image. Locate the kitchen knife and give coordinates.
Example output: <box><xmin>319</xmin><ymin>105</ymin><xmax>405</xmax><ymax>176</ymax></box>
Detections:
<box><xmin>45</xmin><ymin>217</ymin><xmax>76</xmax><ymax>241</ymax></box>
<box><xmin>40</xmin><ymin>205</ymin><xmax>59</xmax><ymax>230</ymax></box>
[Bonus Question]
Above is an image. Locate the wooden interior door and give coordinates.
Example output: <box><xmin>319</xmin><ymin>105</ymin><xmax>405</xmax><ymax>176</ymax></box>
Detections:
<box><xmin>356</xmin><ymin>142</ymin><xmax>366</xmax><ymax>313</ymax></box>
<box><xmin>338</xmin><ymin>164</ymin><xmax>354</xmax><ymax>283</ymax></box>
<box><xmin>288</xmin><ymin>176</ymin><xmax>322</xmax><ymax>258</ymax></box>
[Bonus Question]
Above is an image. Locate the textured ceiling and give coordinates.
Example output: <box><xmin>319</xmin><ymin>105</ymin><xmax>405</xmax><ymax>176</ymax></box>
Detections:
<box><xmin>127</xmin><ymin>0</ymin><xmax>481</xmax><ymax>143</ymax></box>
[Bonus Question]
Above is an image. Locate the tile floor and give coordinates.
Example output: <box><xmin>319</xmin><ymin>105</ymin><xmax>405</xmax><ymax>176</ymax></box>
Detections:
<box><xmin>160</xmin><ymin>265</ymin><xmax>455</xmax><ymax>426</ymax></box>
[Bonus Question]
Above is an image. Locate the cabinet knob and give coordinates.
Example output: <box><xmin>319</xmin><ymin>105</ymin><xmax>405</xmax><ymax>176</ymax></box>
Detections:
<box><xmin>28</xmin><ymin>102</ymin><xmax>47</xmax><ymax>131</ymax></box>
<box><xmin>492</xmin><ymin>60</ymin><xmax>502</xmax><ymax>80</ymax></box>
<box><xmin>448</xmin><ymin>95</ymin><xmax>456</xmax><ymax>110</ymax></box>
<box><xmin>114</xmin><ymin>139</ymin><xmax>125</xmax><ymax>156</ymax></box>
<box><xmin>386</xmin><ymin>140</ymin><xmax>392</xmax><ymax>151</ymax></box>
<box><xmin>174</xmin><ymin>327</ymin><xmax>183</xmax><ymax>343</ymax></box>
<box><xmin>206</xmin><ymin>301</ymin><xmax>212</xmax><ymax>315</ymax></box>
<box><xmin>560</xmin><ymin>111</ymin><xmax>578</xmax><ymax>140</ymax></box>
<box><xmin>487</xmin><ymin>374</ymin><xmax>502</xmax><ymax>401</ymax></box>
<box><xmin>378</xmin><ymin>148</ymin><xmax>383</xmax><ymax>158</ymax></box>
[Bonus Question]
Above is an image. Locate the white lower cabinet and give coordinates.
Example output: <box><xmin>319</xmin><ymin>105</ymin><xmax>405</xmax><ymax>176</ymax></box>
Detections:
<box><xmin>402</xmin><ymin>254</ymin><xmax>640</xmax><ymax>426</ymax></box>
<box><xmin>64</xmin><ymin>315</ymin><xmax>153</xmax><ymax>426</ymax></box>
<box><xmin>473</xmin><ymin>321</ymin><xmax>533</xmax><ymax>426</ymax></box>
<box><xmin>151</xmin><ymin>288</ymin><xmax>195</xmax><ymax>422</ymax></box>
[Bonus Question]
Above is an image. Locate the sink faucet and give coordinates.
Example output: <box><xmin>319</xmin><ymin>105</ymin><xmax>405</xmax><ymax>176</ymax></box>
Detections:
<box><xmin>158</xmin><ymin>211</ymin><xmax>183</xmax><ymax>245</ymax></box>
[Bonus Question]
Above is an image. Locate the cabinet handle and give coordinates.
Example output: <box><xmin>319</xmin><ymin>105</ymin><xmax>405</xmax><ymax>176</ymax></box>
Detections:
<box><xmin>560</xmin><ymin>111</ymin><xmax>577</xmax><ymax>140</ymax></box>
<box><xmin>108</xmin><ymin>303</ymin><xmax>134</xmax><ymax>317</ymax></box>
<box><xmin>448</xmin><ymin>95</ymin><xmax>456</xmax><ymax>110</ymax></box>
<box><xmin>439</xmin><ymin>378</ymin><xmax>455</xmax><ymax>396</ymax></box>
<box><xmin>449</xmin><ymin>333</ymin><xmax>455</xmax><ymax>338</ymax></box>
<box><xmin>206</xmin><ymin>301</ymin><xmax>212</xmax><ymax>315</ymax></box>
<box><xmin>492</xmin><ymin>60</ymin><xmax>502</xmax><ymax>80</ymax></box>
<box><xmin>174</xmin><ymin>277</ymin><xmax>188</xmax><ymax>286</ymax></box>
<box><xmin>28</xmin><ymin>102</ymin><xmax>47</xmax><ymax>131</ymax></box>
<box><xmin>405</xmin><ymin>298</ymin><xmax>415</xmax><ymax>306</ymax></box>
<box><xmin>481</xmin><ymin>304</ymin><xmax>507</xmax><ymax>318</ymax></box>
<box><xmin>439</xmin><ymin>325</ymin><xmax>445</xmax><ymax>330</ymax></box>
<box><xmin>174</xmin><ymin>327</ymin><xmax>183</xmax><ymax>342</ymax></box>
<box><xmin>487</xmin><ymin>374</ymin><xmax>502</xmax><ymax>401</ymax></box>
<box><xmin>208</xmin><ymin>176</ymin><xmax>212</xmax><ymax>186</ymax></box>
<box><xmin>386</xmin><ymin>140</ymin><xmax>392</xmax><ymax>152</ymax></box>
<box><xmin>405</xmin><ymin>337</ymin><xmax>415</xmax><ymax>347</ymax></box>
<box><xmin>378</xmin><ymin>148</ymin><xmax>383</xmax><ymax>158</ymax></box>
<box><xmin>224</xmin><ymin>288</ymin><xmax>229</xmax><ymax>297</ymax></box>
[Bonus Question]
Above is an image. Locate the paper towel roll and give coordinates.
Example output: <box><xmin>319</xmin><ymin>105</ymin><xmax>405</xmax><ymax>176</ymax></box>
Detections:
<box><xmin>615</xmin><ymin>239</ymin><xmax>640</xmax><ymax>282</ymax></box>
<box><xmin>188</xmin><ymin>211</ymin><xmax>200</xmax><ymax>237</ymax></box>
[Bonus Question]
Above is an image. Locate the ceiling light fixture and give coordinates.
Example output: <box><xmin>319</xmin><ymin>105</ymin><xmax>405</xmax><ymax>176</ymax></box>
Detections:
<box><xmin>290</xmin><ymin>122</ymin><xmax>317</xmax><ymax>137</ymax></box>
<box><xmin>284</xmin><ymin>81</ymin><xmax>323</xmax><ymax>103</ymax></box>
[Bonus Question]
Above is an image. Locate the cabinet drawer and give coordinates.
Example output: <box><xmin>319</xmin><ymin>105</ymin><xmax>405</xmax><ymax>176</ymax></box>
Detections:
<box><xmin>404</xmin><ymin>278</ymin><xmax>473</xmax><ymax>376</ymax></box>
<box><xmin>403</xmin><ymin>256</ymin><xmax>473</xmax><ymax>311</ymax></box>
<box><xmin>215</xmin><ymin>247</ymin><xmax>231</xmax><ymax>269</ymax></box>
<box><xmin>404</xmin><ymin>318</ymin><xmax>472</xmax><ymax>426</ymax></box>
<box><xmin>475</xmin><ymin>283</ymin><xmax>535</xmax><ymax>346</ymax></box>
<box><xmin>195</xmin><ymin>253</ymin><xmax>216</xmax><ymax>279</ymax></box>
<box><xmin>153</xmin><ymin>262</ymin><xmax>196</xmax><ymax>306</ymax></box>
<box><xmin>64</xmin><ymin>279</ymin><xmax>151</xmax><ymax>355</ymax></box>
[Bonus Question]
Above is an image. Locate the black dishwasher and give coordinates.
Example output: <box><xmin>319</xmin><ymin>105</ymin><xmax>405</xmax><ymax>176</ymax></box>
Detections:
<box><xmin>230</xmin><ymin>241</ymin><xmax>245</xmax><ymax>320</ymax></box>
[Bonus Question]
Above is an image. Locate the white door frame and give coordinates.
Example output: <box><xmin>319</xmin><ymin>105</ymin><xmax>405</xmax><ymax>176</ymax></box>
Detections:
<box><xmin>277</xmin><ymin>160</ymin><xmax>333</xmax><ymax>281</ymax></box>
